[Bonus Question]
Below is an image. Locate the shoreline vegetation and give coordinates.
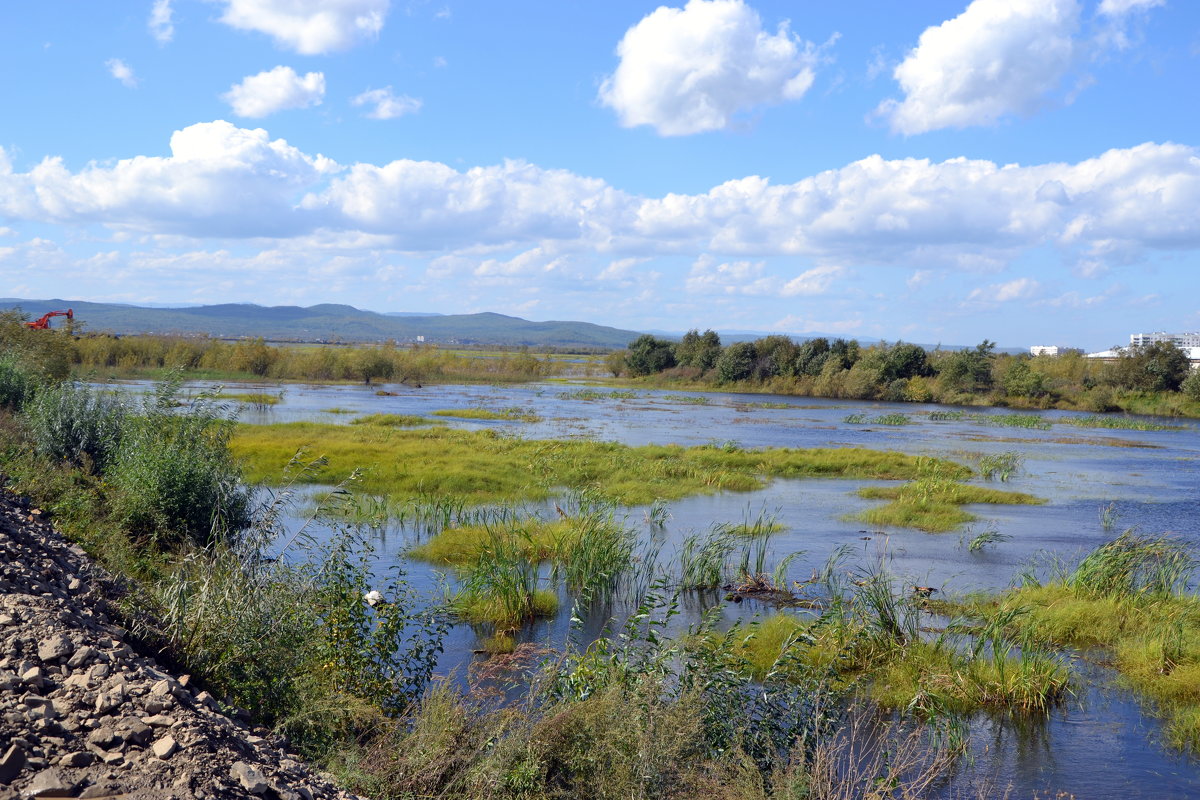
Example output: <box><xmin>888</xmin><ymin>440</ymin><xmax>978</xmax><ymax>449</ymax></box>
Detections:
<box><xmin>5</xmin><ymin>311</ymin><xmax>1200</xmax><ymax>797</ymax></box>
<box><xmin>2</xmin><ymin>308</ymin><xmax>1193</xmax><ymax>419</ymax></box>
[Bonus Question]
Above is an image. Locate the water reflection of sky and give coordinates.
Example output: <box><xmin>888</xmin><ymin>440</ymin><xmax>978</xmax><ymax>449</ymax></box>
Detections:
<box><xmin>110</xmin><ymin>378</ymin><xmax>1200</xmax><ymax>798</ymax></box>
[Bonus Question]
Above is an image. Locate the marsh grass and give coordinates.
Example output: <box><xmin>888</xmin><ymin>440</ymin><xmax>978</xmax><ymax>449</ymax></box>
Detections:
<box><xmin>661</xmin><ymin>393</ymin><xmax>711</xmax><ymax>405</ymax></box>
<box><xmin>1064</xmin><ymin>415</ymin><xmax>1180</xmax><ymax>432</ymax></box>
<box><xmin>719</xmin><ymin>559</ymin><xmax>1069</xmax><ymax>716</ymax></box>
<box><xmin>215</xmin><ymin>391</ymin><xmax>281</xmax><ymax>409</ymax></box>
<box><xmin>955</xmin><ymin>532</ymin><xmax>1200</xmax><ymax>751</ymax></box>
<box><xmin>232</xmin><ymin>422</ymin><xmax>949</xmax><ymax>507</ymax></box>
<box><xmin>844</xmin><ymin>412</ymin><xmax>910</xmax><ymax>425</ymax></box>
<box><xmin>964</xmin><ymin>526</ymin><xmax>1012</xmax><ymax>552</ymax></box>
<box><xmin>349</xmin><ymin>413</ymin><xmax>435</xmax><ymax>427</ymax></box>
<box><xmin>977</xmin><ymin>451</ymin><xmax>1024</xmax><ymax>481</ymax></box>
<box><xmin>720</xmin><ymin>505</ymin><xmax>786</xmax><ymax>538</ymax></box>
<box><xmin>855</xmin><ymin>461</ymin><xmax>1043</xmax><ymax>532</ymax></box>
<box><xmin>432</xmin><ymin>407</ymin><xmax>542</xmax><ymax>422</ymax></box>
<box><xmin>321</xmin><ymin>406</ymin><xmax>357</xmax><ymax>414</ymax></box>
<box><xmin>556</xmin><ymin>388</ymin><xmax>639</xmax><ymax>401</ymax></box>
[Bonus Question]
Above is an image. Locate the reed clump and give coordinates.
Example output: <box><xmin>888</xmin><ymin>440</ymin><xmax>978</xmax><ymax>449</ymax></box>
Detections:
<box><xmin>955</xmin><ymin>531</ymin><xmax>1200</xmax><ymax>751</ymax></box>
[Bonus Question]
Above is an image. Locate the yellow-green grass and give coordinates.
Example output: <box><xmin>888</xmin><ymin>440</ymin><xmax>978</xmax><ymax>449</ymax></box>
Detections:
<box><xmin>349</xmin><ymin>413</ymin><xmax>434</xmax><ymax>427</ymax></box>
<box><xmin>958</xmin><ymin>585</ymin><xmax>1200</xmax><ymax>750</ymax></box>
<box><xmin>452</xmin><ymin>588</ymin><xmax>558</xmax><ymax>628</ymax></box>
<box><xmin>723</xmin><ymin>520</ymin><xmax>787</xmax><ymax>537</ymax></box>
<box><xmin>321</xmin><ymin>406</ymin><xmax>356</xmax><ymax>414</ymax></box>
<box><xmin>214</xmin><ymin>392</ymin><xmax>280</xmax><ymax>405</ymax></box>
<box><xmin>231</xmin><ymin>422</ymin><xmax>952</xmax><ymax>506</ymax></box>
<box><xmin>854</xmin><ymin>481</ymin><xmax>1044</xmax><ymax>532</ymax></box>
<box><xmin>715</xmin><ymin>612</ymin><xmax>1068</xmax><ymax>714</ymax></box>
<box><xmin>432</xmin><ymin>407</ymin><xmax>541</xmax><ymax>422</ymax></box>
<box><xmin>409</xmin><ymin>518</ymin><xmax>579</xmax><ymax>566</ymax></box>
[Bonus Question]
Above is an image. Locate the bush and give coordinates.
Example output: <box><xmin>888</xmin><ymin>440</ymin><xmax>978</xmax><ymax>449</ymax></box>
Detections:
<box><xmin>714</xmin><ymin>342</ymin><xmax>757</xmax><ymax>384</ymax></box>
<box><xmin>0</xmin><ymin>354</ymin><xmax>36</xmax><ymax>411</ymax></box>
<box><xmin>1182</xmin><ymin>370</ymin><xmax>1200</xmax><ymax>401</ymax></box>
<box><xmin>26</xmin><ymin>382</ymin><xmax>128</xmax><ymax>472</ymax></box>
<box><xmin>109</xmin><ymin>383</ymin><xmax>251</xmax><ymax>546</ymax></box>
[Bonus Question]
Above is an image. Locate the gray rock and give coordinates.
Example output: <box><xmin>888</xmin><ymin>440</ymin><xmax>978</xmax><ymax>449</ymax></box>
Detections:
<box><xmin>58</xmin><ymin>751</ymin><xmax>93</xmax><ymax>768</ymax></box>
<box><xmin>66</xmin><ymin>646</ymin><xmax>96</xmax><ymax>669</ymax></box>
<box><xmin>150</xmin><ymin>736</ymin><xmax>178</xmax><ymax>760</ymax></box>
<box><xmin>37</xmin><ymin>634</ymin><xmax>73</xmax><ymax>663</ymax></box>
<box><xmin>0</xmin><ymin>744</ymin><xmax>26</xmax><ymax>784</ymax></box>
<box><xmin>23</xmin><ymin>767</ymin><xmax>79</xmax><ymax>798</ymax></box>
<box><xmin>230</xmin><ymin>761</ymin><xmax>269</xmax><ymax>794</ymax></box>
<box><xmin>85</xmin><ymin>727</ymin><xmax>121</xmax><ymax>750</ymax></box>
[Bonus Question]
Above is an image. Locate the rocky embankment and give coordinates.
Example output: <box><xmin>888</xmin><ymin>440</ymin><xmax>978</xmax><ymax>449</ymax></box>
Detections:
<box><xmin>0</xmin><ymin>487</ymin><xmax>364</xmax><ymax>800</ymax></box>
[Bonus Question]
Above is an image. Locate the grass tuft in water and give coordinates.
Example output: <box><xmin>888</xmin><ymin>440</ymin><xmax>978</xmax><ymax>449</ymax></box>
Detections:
<box><xmin>432</xmin><ymin>407</ymin><xmax>541</xmax><ymax>422</ymax></box>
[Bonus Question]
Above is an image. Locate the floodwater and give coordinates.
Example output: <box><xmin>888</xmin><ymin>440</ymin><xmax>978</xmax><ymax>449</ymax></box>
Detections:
<box><xmin>115</xmin><ymin>378</ymin><xmax>1200</xmax><ymax>797</ymax></box>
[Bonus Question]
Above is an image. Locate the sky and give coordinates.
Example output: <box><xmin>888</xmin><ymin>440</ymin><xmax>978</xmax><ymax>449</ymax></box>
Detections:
<box><xmin>0</xmin><ymin>0</ymin><xmax>1197</xmax><ymax>349</ymax></box>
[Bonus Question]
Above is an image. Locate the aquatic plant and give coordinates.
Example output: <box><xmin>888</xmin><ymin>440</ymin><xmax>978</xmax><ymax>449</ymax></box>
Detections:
<box><xmin>1099</xmin><ymin>500</ymin><xmax>1121</xmax><ymax>531</ymax></box>
<box><xmin>432</xmin><ymin>406</ymin><xmax>541</xmax><ymax>422</ymax></box>
<box><xmin>965</xmin><ymin>526</ymin><xmax>1012</xmax><ymax>552</ymax></box>
<box><xmin>977</xmin><ymin>450</ymin><xmax>1024</xmax><ymax>481</ymax></box>
<box><xmin>855</xmin><ymin>460</ymin><xmax>1043</xmax><ymax>532</ymax></box>
<box><xmin>556</xmin><ymin>388</ymin><xmax>638</xmax><ymax>401</ymax></box>
<box><xmin>350</xmin><ymin>413</ymin><xmax>434</xmax><ymax>427</ymax></box>
<box><xmin>1064</xmin><ymin>415</ymin><xmax>1179</xmax><ymax>432</ymax></box>
<box><xmin>661</xmin><ymin>393</ymin><xmax>711</xmax><ymax>405</ymax></box>
<box><xmin>233</xmin><ymin>422</ymin><xmax>952</xmax><ymax>507</ymax></box>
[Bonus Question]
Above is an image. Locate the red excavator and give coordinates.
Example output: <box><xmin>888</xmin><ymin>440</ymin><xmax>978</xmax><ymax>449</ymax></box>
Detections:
<box><xmin>24</xmin><ymin>309</ymin><xmax>73</xmax><ymax>330</ymax></box>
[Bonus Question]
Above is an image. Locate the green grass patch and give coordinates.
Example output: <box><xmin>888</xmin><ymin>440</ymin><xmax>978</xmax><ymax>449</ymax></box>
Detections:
<box><xmin>321</xmin><ymin>406</ymin><xmax>356</xmax><ymax>414</ymax></box>
<box><xmin>432</xmin><ymin>407</ymin><xmax>541</xmax><ymax>422</ymax></box>
<box><xmin>214</xmin><ymin>391</ymin><xmax>280</xmax><ymax>406</ymax></box>
<box><xmin>232</xmin><ymin>422</ymin><xmax>950</xmax><ymax>507</ymax></box>
<box><xmin>844</xmin><ymin>412</ymin><xmax>910</xmax><ymax>425</ymax></box>
<box><xmin>952</xmin><ymin>532</ymin><xmax>1200</xmax><ymax>751</ymax></box>
<box><xmin>1062</xmin><ymin>415</ymin><xmax>1182</xmax><ymax>432</ymax></box>
<box><xmin>349</xmin><ymin>413</ymin><xmax>434</xmax><ymax>427</ymax></box>
<box><xmin>855</xmin><ymin>474</ymin><xmax>1043</xmax><ymax>533</ymax></box>
<box><xmin>660</xmin><ymin>394</ymin><xmax>711</xmax><ymax>405</ymax></box>
<box><xmin>556</xmin><ymin>388</ymin><xmax>639</xmax><ymax>401</ymax></box>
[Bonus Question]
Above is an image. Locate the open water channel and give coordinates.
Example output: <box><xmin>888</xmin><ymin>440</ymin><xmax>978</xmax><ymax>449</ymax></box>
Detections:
<box><xmin>124</xmin><ymin>378</ymin><xmax>1200</xmax><ymax>798</ymax></box>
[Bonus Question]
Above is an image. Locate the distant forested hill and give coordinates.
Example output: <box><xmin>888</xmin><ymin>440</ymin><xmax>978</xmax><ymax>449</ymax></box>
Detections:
<box><xmin>0</xmin><ymin>299</ymin><xmax>644</xmax><ymax>349</ymax></box>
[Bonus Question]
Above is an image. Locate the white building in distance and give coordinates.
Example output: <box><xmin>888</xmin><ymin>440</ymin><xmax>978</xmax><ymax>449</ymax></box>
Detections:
<box><xmin>1030</xmin><ymin>346</ymin><xmax>1060</xmax><ymax>356</ymax></box>
<box><xmin>1130</xmin><ymin>331</ymin><xmax>1200</xmax><ymax>348</ymax></box>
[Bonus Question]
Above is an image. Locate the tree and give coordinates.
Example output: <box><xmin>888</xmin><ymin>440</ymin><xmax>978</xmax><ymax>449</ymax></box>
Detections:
<box><xmin>353</xmin><ymin>347</ymin><xmax>395</xmax><ymax>385</ymax></box>
<box><xmin>714</xmin><ymin>341</ymin><xmax>757</xmax><ymax>383</ymax></box>
<box><xmin>788</xmin><ymin>337</ymin><xmax>830</xmax><ymax>377</ymax></box>
<box><xmin>625</xmin><ymin>335</ymin><xmax>677</xmax><ymax>376</ymax></box>
<box><xmin>1002</xmin><ymin>359</ymin><xmax>1049</xmax><ymax>398</ymax></box>
<box><xmin>675</xmin><ymin>329</ymin><xmax>722</xmax><ymax>372</ymax></box>
<box><xmin>937</xmin><ymin>340</ymin><xmax>996</xmax><ymax>393</ymax></box>
<box><xmin>878</xmin><ymin>342</ymin><xmax>932</xmax><ymax>383</ymax></box>
<box><xmin>1110</xmin><ymin>342</ymin><xmax>1191</xmax><ymax>392</ymax></box>
<box><xmin>751</xmin><ymin>335</ymin><xmax>798</xmax><ymax>380</ymax></box>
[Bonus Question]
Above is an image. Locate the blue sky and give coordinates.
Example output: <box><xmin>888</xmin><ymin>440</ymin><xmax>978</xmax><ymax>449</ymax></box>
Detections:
<box><xmin>1</xmin><ymin>0</ymin><xmax>1197</xmax><ymax>349</ymax></box>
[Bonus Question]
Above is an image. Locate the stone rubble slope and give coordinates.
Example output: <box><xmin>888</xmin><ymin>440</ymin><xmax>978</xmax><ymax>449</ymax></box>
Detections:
<box><xmin>0</xmin><ymin>486</ymin><xmax>366</xmax><ymax>800</ymax></box>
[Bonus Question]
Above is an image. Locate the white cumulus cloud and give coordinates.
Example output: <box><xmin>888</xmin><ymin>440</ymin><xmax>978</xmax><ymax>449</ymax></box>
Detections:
<box><xmin>351</xmin><ymin>87</ymin><xmax>421</xmax><ymax>120</ymax></box>
<box><xmin>149</xmin><ymin>0</ymin><xmax>174</xmax><ymax>44</ymax></box>
<box><xmin>1</xmin><ymin>123</ymin><xmax>1199</xmax><ymax>276</ymax></box>
<box><xmin>223</xmin><ymin>66</ymin><xmax>325</xmax><ymax>118</ymax></box>
<box><xmin>599</xmin><ymin>0</ymin><xmax>820</xmax><ymax>136</ymax></box>
<box><xmin>106</xmin><ymin>58</ymin><xmax>138</xmax><ymax>88</ymax></box>
<box><xmin>877</xmin><ymin>0</ymin><xmax>1081</xmax><ymax>134</ymax></box>
<box><xmin>215</xmin><ymin>0</ymin><xmax>389</xmax><ymax>54</ymax></box>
